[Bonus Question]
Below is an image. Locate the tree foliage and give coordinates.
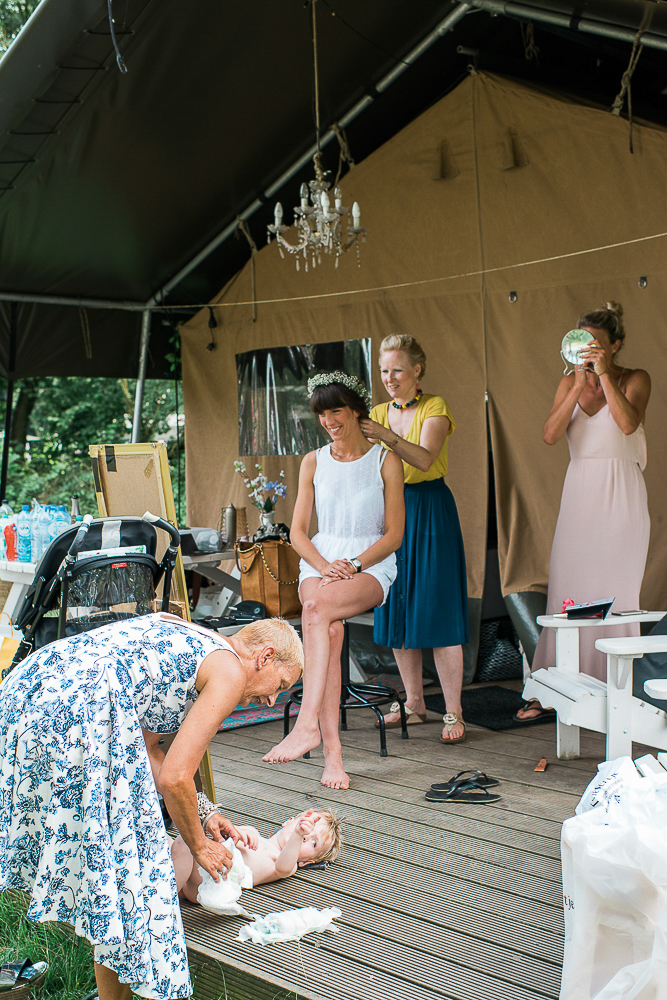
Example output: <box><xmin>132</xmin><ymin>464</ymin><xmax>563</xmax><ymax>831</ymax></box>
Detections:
<box><xmin>0</xmin><ymin>0</ymin><xmax>40</xmax><ymax>53</ymax></box>
<box><xmin>0</xmin><ymin>377</ymin><xmax>186</xmax><ymax>523</ymax></box>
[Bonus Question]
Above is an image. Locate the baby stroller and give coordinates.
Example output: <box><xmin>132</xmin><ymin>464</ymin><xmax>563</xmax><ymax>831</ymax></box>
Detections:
<box><xmin>7</xmin><ymin>511</ymin><xmax>181</xmax><ymax>674</ymax></box>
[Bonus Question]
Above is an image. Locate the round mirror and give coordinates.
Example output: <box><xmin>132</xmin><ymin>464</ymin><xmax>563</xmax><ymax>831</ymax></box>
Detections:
<box><xmin>561</xmin><ymin>328</ymin><xmax>593</xmax><ymax>366</ymax></box>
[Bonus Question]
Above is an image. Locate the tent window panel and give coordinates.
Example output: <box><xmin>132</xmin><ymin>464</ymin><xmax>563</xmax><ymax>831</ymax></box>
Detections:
<box><xmin>236</xmin><ymin>338</ymin><xmax>371</xmax><ymax>456</ymax></box>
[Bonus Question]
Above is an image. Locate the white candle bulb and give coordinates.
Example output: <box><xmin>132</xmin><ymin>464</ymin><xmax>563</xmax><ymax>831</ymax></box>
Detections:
<box><xmin>274</xmin><ymin>202</ymin><xmax>283</xmax><ymax>226</ymax></box>
<box><xmin>321</xmin><ymin>191</ymin><xmax>330</xmax><ymax>212</ymax></box>
<box><xmin>300</xmin><ymin>183</ymin><xmax>308</xmax><ymax>207</ymax></box>
<box><xmin>352</xmin><ymin>202</ymin><xmax>360</xmax><ymax>227</ymax></box>
<box><xmin>334</xmin><ymin>187</ymin><xmax>342</xmax><ymax>210</ymax></box>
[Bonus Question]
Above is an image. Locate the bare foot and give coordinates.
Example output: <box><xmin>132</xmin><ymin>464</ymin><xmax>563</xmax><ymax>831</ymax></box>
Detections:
<box><xmin>321</xmin><ymin>759</ymin><xmax>350</xmax><ymax>789</ymax></box>
<box><xmin>263</xmin><ymin>725</ymin><xmax>321</xmax><ymax>763</ymax></box>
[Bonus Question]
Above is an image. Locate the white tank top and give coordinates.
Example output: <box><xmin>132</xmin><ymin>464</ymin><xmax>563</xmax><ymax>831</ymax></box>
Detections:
<box><xmin>313</xmin><ymin>444</ymin><xmax>388</xmax><ymax>543</ymax></box>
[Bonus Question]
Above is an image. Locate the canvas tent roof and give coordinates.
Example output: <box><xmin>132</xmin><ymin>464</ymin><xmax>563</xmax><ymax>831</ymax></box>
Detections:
<box><xmin>180</xmin><ymin>71</ymin><xmax>667</xmax><ymax>671</ymax></box>
<box><xmin>2</xmin><ymin>0</ymin><xmax>667</xmax><ymax>377</ymax></box>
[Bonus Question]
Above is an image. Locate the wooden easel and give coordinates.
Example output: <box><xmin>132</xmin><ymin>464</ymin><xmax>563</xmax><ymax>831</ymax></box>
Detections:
<box><xmin>89</xmin><ymin>441</ymin><xmax>217</xmax><ymax>802</ymax></box>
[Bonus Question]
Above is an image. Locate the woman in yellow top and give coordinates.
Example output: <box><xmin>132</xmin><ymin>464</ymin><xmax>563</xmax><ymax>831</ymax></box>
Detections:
<box><xmin>360</xmin><ymin>334</ymin><xmax>469</xmax><ymax>744</ymax></box>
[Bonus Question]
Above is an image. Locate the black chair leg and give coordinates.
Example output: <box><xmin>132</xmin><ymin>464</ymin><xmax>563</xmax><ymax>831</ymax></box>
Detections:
<box><xmin>340</xmin><ymin>691</ymin><xmax>348</xmax><ymax>732</ymax></box>
<box><xmin>371</xmin><ymin>705</ymin><xmax>388</xmax><ymax>756</ymax></box>
<box><xmin>398</xmin><ymin>697</ymin><xmax>409</xmax><ymax>739</ymax></box>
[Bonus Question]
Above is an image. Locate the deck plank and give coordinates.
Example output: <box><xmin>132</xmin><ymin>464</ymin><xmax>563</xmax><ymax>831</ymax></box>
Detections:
<box><xmin>182</xmin><ymin>712</ymin><xmax>602</xmax><ymax>1000</ymax></box>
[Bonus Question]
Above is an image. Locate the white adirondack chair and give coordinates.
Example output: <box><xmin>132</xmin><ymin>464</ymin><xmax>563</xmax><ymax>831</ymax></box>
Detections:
<box><xmin>522</xmin><ymin>614</ymin><xmax>667</xmax><ymax>760</ymax></box>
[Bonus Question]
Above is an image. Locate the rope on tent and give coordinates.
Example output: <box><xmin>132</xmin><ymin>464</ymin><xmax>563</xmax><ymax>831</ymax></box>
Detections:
<box><xmin>79</xmin><ymin>307</ymin><xmax>92</xmax><ymax>359</ymax></box>
<box><xmin>611</xmin><ymin>13</ymin><xmax>650</xmax><ymax>153</ymax></box>
<box><xmin>235</xmin><ymin>219</ymin><xmax>258</xmax><ymax>322</ymax></box>
<box><xmin>108</xmin><ymin>0</ymin><xmax>128</xmax><ymax>74</ymax></box>
<box><xmin>521</xmin><ymin>23</ymin><xmax>540</xmax><ymax>66</ymax></box>
<box><xmin>177</xmin><ymin>227</ymin><xmax>667</xmax><ymax>312</ymax></box>
<box><xmin>332</xmin><ymin>122</ymin><xmax>356</xmax><ymax>186</ymax></box>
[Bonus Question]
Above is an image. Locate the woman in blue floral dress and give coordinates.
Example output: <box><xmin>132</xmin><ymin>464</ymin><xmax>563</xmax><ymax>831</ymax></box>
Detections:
<box><xmin>0</xmin><ymin>613</ymin><xmax>303</xmax><ymax>1000</ymax></box>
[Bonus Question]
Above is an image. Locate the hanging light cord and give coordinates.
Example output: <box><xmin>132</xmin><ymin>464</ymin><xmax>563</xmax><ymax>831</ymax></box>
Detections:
<box><xmin>312</xmin><ymin>0</ymin><xmax>321</xmax><ymax>152</ymax></box>
<box><xmin>108</xmin><ymin>0</ymin><xmax>128</xmax><ymax>73</ymax></box>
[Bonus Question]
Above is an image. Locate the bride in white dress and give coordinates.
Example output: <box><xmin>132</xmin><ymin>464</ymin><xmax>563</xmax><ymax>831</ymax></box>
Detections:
<box><xmin>263</xmin><ymin>372</ymin><xmax>405</xmax><ymax>789</ymax></box>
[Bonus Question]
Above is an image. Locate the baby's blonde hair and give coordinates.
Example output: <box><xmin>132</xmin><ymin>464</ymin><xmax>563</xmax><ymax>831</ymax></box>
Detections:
<box><xmin>312</xmin><ymin>809</ymin><xmax>343</xmax><ymax>864</ymax></box>
<box><xmin>236</xmin><ymin>618</ymin><xmax>304</xmax><ymax>678</ymax></box>
<box><xmin>379</xmin><ymin>334</ymin><xmax>427</xmax><ymax>379</ymax></box>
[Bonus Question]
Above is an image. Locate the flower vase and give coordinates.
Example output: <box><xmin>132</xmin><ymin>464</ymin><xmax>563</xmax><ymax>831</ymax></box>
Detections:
<box><xmin>260</xmin><ymin>510</ymin><xmax>275</xmax><ymax>531</ymax></box>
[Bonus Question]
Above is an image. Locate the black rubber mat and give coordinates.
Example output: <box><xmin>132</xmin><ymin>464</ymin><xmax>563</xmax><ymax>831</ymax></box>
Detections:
<box><xmin>425</xmin><ymin>686</ymin><xmax>555</xmax><ymax>731</ymax></box>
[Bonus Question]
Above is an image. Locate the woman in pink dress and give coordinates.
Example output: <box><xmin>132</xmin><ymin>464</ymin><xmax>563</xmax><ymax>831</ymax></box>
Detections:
<box><xmin>519</xmin><ymin>302</ymin><xmax>651</xmax><ymax>719</ymax></box>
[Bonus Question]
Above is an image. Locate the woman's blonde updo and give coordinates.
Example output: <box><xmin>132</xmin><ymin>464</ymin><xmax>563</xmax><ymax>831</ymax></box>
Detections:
<box><xmin>378</xmin><ymin>334</ymin><xmax>427</xmax><ymax>379</ymax></box>
<box><xmin>578</xmin><ymin>301</ymin><xmax>626</xmax><ymax>350</ymax></box>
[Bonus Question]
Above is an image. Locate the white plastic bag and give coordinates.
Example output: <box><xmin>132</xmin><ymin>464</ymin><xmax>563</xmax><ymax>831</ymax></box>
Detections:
<box><xmin>237</xmin><ymin>906</ymin><xmax>342</xmax><ymax>944</ymax></box>
<box><xmin>196</xmin><ymin>838</ymin><xmax>253</xmax><ymax>917</ymax></box>
<box><xmin>575</xmin><ymin>757</ymin><xmax>643</xmax><ymax>816</ymax></box>
<box><xmin>561</xmin><ymin>768</ymin><xmax>667</xmax><ymax>999</ymax></box>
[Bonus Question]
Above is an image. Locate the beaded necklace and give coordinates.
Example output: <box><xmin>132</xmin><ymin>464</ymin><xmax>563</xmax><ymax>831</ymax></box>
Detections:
<box><xmin>391</xmin><ymin>387</ymin><xmax>423</xmax><ymax>410</ymax></box>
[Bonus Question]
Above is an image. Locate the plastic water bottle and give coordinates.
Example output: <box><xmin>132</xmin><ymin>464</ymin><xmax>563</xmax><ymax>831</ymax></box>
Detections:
<box><xmin>0</xmin><ymin>500</ymin><xmax>14</xmax><ymax>518</ymax></box>
<box><xmin>40</xmin><ymin>505</ymin><xmax>54</xmax><ymax>554</ymax></box>
<box><xmin>17</xmin><ymin>505</ymin><xmax>32</xmax><ymax>562</ymax></box>
<box><xmin>55</xmin><ymin>505</ymin><xmax>70</xmax><ymax>538</ymax></box>
<box><xmin>31</xmin><ymin>501</ymin><xmax>43</xmax><ymax>564</ymax></box>
<box><xmin>3</xmin><ymin>521</ymin><xmax>17</xmax><ymax>561</ymax></box>
<box><xmin>47</xmin><ymin>506</ymin><xmax>61</xmax><ymax>546</ymax></box>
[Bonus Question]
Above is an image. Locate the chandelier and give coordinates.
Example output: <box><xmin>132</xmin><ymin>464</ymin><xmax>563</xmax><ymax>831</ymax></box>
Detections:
<box><xmin>267</xmin><ymin>0</ymin><xmax>365</xmax><ymax>271</ymax></box>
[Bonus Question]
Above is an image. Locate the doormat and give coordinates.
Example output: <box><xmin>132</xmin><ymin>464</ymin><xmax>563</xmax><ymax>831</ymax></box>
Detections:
<box><xmin>219</xmin><ymin>674</ymin><xmax>407</xmax><ymax>731</ymax></box>
<box><xmin>425</xmin><ymin>685</ymin><xmax>555</xmax><ymax>731</ymax></box>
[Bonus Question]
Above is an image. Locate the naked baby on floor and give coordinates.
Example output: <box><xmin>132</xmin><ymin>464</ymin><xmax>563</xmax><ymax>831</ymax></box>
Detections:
<box><xmin>171</xmin><ymin>803</ymin><xmax>342</xmax><ymax>901</ymax></box>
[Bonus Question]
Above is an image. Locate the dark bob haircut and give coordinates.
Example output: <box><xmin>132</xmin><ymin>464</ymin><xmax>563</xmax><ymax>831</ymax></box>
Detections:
<box><xmin>309</xmin><ymin>381</ymin><xmax>369</xmax><ymax>420</ymax></box>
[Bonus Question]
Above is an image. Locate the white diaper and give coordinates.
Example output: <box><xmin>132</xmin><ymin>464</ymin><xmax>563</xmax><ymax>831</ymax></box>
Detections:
<box><xmin>196</xmin><ymin>838</ymin><xmax>254</xmax><ymax>916</ymax></box>
<box><xmin>237</xmin><ymin>906</ymin><xmax>342</xmax><ymax>944</ymax></box>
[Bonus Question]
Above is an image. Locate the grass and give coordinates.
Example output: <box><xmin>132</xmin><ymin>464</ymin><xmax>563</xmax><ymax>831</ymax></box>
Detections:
<box><xmin>1</xmin><ymin>891</ymin><xmax>298</xmax><ymax>1000</ymax></box>
<box><xmin>0</xmin><ymin>889</ymin><xmax>96</xmax><ymax>1000</ymax></box>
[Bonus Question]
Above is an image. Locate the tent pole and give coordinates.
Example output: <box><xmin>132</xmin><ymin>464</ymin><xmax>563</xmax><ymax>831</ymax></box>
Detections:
<box><xmin>131</xmin><ymin>309</ymin><xmax>151</xmax><ymax>443</ymax></box>
<box><xmin>0</xmin><ymin>302</ymin><xmax>18</xmax><ymax>503</ymax></box>
<box><xmin>0</xmin><ymin>291</ymin><xmax>146</xmax><ymax>310</ymax></box>
<box><xmin>468</xmin><ymin>0</ymin><xmax>667</xmax><ymax>51</ymax></box>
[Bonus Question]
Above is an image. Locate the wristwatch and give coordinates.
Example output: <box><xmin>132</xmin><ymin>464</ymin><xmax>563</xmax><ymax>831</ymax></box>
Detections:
<box><xmin>348</xmin><ymin>557</ymin><xmax>362</xmax><ymax>573</ymax></box>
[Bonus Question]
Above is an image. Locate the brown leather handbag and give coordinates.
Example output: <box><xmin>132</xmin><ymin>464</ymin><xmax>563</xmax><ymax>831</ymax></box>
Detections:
<box><xmin>234</xmin><ymin>539</ymin><xmax>301</xmax><ymax>618</ymax></box>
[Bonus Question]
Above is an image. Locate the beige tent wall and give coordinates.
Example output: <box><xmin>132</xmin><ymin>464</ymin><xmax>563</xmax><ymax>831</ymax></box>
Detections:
<box><xmin>182</xmin><ymin>76</ymin><xmax>489</xmax><ymax>605</ymax></box>
<box><xmin>473</xmin><ymin>75</ymin><xmax>667</xmax><ymax>609</ymax></box>
<box><xmin>182</xmin><ymin>72</ymin><xmax>667</xmax><ymax>652</ymax></box>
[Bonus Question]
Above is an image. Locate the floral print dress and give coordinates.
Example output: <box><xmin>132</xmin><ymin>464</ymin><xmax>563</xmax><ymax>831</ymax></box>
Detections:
<box><xmin>0</xmin><ymin>613</ymin><xmax>237</xmax><ymax>999</ymax></box>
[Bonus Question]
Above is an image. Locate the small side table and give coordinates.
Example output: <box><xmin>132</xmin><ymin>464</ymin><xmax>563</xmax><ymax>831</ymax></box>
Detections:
<box><xmin>0</xmin><ymin>559</ymin><xmax>36</xmax><ymax>633</ymax></box>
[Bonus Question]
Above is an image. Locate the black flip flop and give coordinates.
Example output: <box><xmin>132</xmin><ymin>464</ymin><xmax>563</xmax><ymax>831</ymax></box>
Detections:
<box><xmin>425</xmin><ymin>776</ymin><xmax>501</xmax><ymax>804</ymax></box>
<box><xmin>512</xmin><ymin>700</ymin><xmax>556</xmax><ymax>723</ymax></box>
<box><xmin>430</xmin><ymin>769</ymin><xmax>499</xmax><ymax>792</ymax></box>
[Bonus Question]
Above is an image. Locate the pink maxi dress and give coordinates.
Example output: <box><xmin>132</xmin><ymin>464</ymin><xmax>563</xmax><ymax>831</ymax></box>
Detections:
<box><xmin>532</xmin><ymin>393</ymin><xmax>650</xmax><ymax>681</ymax></box>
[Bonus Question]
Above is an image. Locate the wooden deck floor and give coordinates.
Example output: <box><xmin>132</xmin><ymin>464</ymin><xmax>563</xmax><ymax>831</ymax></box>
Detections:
<box><xmin>182</xmin><ymin>710</ymin><xmax>615</xmax><ymax>1000</ymax></box>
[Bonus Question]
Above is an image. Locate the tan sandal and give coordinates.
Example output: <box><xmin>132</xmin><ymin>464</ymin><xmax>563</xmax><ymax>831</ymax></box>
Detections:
<box><xmin>440</xmin><ymin>712</ymin><xmax>467</xmax><ymax>745</ymax></box>
<box><xmin>374</xmin><ymin>700</ymin><xmax>428</xmax><ymax>729</ymax></box>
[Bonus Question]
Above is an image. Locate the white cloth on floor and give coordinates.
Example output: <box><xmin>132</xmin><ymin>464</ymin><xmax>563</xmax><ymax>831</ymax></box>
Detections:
<box><xmin>196</xmin><ymin>838</ymin><xmax>253</xmax><ymax>916</ymax></box>
<box><xmin>237</xmin><ymin>906</ymin><xmax>342</xmax><ymax>944</ymax></box>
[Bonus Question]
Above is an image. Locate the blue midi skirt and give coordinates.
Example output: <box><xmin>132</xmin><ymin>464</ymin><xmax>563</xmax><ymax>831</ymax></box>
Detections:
<box><xmin>374</xmin><ymin>478</ymin><xmax>469</xmax><ymax>649</ymax></box>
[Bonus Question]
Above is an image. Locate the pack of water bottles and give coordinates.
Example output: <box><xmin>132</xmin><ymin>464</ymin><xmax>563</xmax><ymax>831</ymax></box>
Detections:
<box><xmin>0</xmin><ymin>496</ymin><xmax>82</xmax><ymax>564</ymax></box>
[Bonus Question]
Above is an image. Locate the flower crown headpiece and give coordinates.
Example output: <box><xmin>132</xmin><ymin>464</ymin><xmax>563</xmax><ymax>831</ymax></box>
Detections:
<box><xmin>307</xmin><ymin>371</ymin><xmax>372</xmax><ymax>409</ymax></box>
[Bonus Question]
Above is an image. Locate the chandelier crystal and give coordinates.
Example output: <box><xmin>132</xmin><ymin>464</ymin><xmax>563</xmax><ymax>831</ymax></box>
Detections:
<box><xmin>267</xmin><ymin>154</ymin><xmax>365</xmax><ymax>271</ymax></box>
